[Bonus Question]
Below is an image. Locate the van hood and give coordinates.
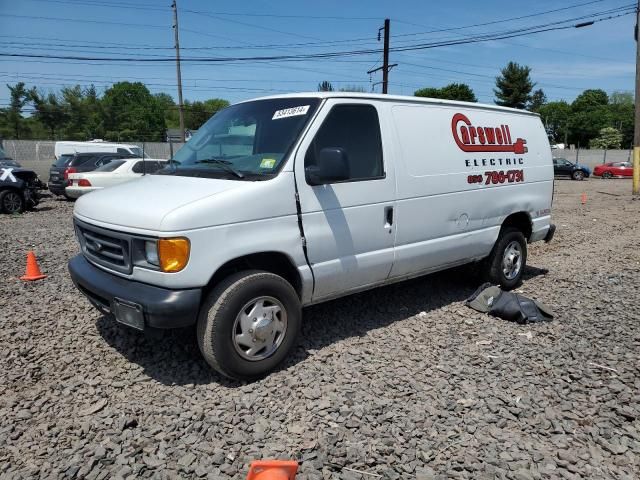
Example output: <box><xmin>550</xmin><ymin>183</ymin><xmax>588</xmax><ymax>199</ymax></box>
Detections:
<box><xmin>74</xmin><ymin>175</ymin><xmax>245</xmax><ymax>231</ymax></box>
<box><xmin>73</xmin><ymin>172</ymin><xmax>296</xmax><ymax>232</ymax></box>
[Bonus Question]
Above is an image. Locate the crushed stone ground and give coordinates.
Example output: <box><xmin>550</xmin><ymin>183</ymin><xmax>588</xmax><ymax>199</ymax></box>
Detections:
<box><xmin>1</xmin><ymin>178</ymin><xmax>639</xmax><ymax>479</ymax></box>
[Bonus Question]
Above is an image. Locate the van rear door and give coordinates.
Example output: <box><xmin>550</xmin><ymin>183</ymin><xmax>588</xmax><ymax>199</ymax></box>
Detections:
<box><xmin>295</xmin><ymin>100</ymin><xmax>396</xmax><ymax>300</ymax></box>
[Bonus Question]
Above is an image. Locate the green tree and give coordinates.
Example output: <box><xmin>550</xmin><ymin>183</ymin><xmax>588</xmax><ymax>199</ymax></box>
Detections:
<box><xmin>610</xmin><ymin>90</ymin><xmax>633</xmax><ymax>105</ymax></box>
<box><xmin>415</xmin><ymin>83</ymin><xmax>477</xmax><ymax>102</ymax></box>
<box><xmin>569</xmin><ymin>89</ymin><xmax>611</xmax><ymax>147</ymax></box>
<box><xmin>60</xmin><ymin>85</ymin><xmax>90</xmax><ymax>139</ymax></box>
<box><xmin>154</xmin><ymin>92</ymin><xmax>179</xmax><ymax>129</ymax></box>
<box><xmin>608</xmin><ymin>91</ymin><xmax>634</xmax><ymax>147</ymax></box>
<box><xmin>84</xmin><ymin>84</ymin><xmax>104</xmax><ymax>139</ymax></box>
<box><xmin>318</xmin><ymin>81</ymin><xmax>334</xmax><ymax>92</ymax></box>
<box><xmin>494</xmin><ymin>62</ymin><xmax>534</xmax><ymax>109</ymax></box>
<box><xmin>101</xmin><ymin>82</ymin><xmax>165</xmax><ymax>141</ymax></box>
<box><xmin>590</xmin><ymin>126</ymin><xmax>623</xmax><ymax>149</ymax></box>
<box><xmin>527</xmin><ymin>88</ymin><xmax>547</xmax><ymax>112</ymax></box>
<box><xmin>184</xmin><ymin>98</ymin><xmax>229</xmax><ymax>130</ymax></box>
<box><xmin>6</xmin><ymin>82</ymin><xmax>30</xmax><ymax>138</ymax></box>
<box><xmin>538</xmin><ymin>101</ymin><xmax>571</xmax><ymax>144</ymax></box>
<box><xmin>30</xmin><ymin>90</ymin><xmax>68</xmax><ymax>139</ymax></box>
<box><xmin>572</xmin><ymin>89</ymin><xmax>608</xmax><ymax>110</ymax></box>
<box><xmin>203</xmin><ymin>98</ymin><xmax>229</xmax><ymax>115</ymax></box>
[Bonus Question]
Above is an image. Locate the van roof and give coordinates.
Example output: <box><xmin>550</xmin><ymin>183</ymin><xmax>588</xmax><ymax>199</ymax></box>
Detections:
<box><xmin>240</xmin><ymin>92</ymin><xmax>539</xmax><ymax>117</ymax></box>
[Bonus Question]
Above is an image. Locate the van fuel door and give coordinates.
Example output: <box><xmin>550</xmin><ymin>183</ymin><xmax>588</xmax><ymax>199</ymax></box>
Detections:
<box><xmin>456</xmin><ymin>213</ymin><xmax>470</xmax><ymax>230</ymax></box>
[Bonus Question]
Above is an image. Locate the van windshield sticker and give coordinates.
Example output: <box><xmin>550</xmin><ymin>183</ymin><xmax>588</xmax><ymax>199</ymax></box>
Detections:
<box><xmin>272</xmin><ymin>105</ymin><xmax>310</xmax><ymax>120</ymax></box>
<box><xmin>260</xmin><ymin>158</ymin><xmax>276</xmax><ymax>169</ymax></box>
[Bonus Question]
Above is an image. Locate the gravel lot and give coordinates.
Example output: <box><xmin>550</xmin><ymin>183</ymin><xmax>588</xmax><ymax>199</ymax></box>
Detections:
<box><xmin>1</xmin><ymin>178</ymin><xmax>639</xmax><ymax>479</ymax></box>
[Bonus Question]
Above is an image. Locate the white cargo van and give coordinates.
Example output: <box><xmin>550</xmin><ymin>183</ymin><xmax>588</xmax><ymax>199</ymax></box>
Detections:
<box><xmin>68</xmin><ymin>93</ymin><xmax>555</xmax><ymax>379</ymax></box>
<box><xmin>55</xmin><ymin>141</ymin><xmax>148</xmax><ymax>159</ymax></box>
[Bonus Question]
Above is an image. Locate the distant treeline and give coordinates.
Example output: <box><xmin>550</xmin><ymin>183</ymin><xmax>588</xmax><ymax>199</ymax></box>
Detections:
<box><xmin>0</xmin><ymin>81</ymin><xmax>228</xmax><ymax>142</ymax></box>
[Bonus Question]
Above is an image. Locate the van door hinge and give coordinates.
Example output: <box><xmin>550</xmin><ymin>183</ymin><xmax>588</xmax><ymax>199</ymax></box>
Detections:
<box><xmin>301</xmin><ymin>236</ymin><xmax>307</xmax><ymax>247</ymax></box>
<box><xmin>295</xmin><ymin>192</ymin><xmax>300</xmax><ymax>202</ymax></box>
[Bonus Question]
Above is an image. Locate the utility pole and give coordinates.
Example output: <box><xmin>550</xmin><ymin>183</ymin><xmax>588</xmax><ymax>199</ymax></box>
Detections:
<box><xmin>367</xmin><ymin>19</ymin><xmax>397</xmax><ymax>94</ymax></box>
<box><xmin>634</xmin><ymin>0</ymin><xmax>640</xmax><ymax>194</ymax></box>
<box><xmin>382</xmin><ymin>18</ymin><xmax>390</xmax><ymax>94</ymax></box>
<box><xmin>172</xmin><ymin>0</ymin><xmax>185</xmax><ymax>143</ymax></box>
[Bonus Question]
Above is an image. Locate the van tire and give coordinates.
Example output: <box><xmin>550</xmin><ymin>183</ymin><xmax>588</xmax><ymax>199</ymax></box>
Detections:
<box><xmin>197</xmin><ymin>270</ymin><xmax>301</xmax><ymax>380</ymax></box>
<box><xmin>483</xmin><ymin>227</ymin><xmax>527</xmax><ymax>290</ymax></box>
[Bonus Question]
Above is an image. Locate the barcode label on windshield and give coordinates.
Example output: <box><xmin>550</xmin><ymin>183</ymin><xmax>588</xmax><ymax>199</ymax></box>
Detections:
<box><xmin>272</xmin><ymin>105</ymin><xmax>310</xmax><ymax>120</ymax></box>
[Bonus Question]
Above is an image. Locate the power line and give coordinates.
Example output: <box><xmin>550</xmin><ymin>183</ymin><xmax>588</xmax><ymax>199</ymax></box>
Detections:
<box><xmin>0</xmin><ymin>13</ymin><xmax>167</xmax><ymax>29</ymax></box>
<box><xmin>391</xmin><ymin>0</ymin><xmax>607</xmax><ymax>37</ymax></box>
<box><xmin>3</xmin><ymin>1</ymin><xmax>626</xmax><ymax>52</ymax></box>
<box><xmin>20</xmin><ymin>0</ymin><xmax>382</xmax><ymax>20</ymax></box>
<box><xmin>1</xmin><ymin>8</ymin><xmax>632</xmax><ymax>64</ymax></box>
<box><xmin>0</xmin><ymin>72</ymin><xmax>372</xmax><ymax>85</ymax></box>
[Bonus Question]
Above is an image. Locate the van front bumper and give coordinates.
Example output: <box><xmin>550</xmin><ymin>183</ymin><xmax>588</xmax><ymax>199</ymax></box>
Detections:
<box><xmin>68</xmin><ymin>254</ymin><xmax>201</xmax><ymax>329</ymax></box>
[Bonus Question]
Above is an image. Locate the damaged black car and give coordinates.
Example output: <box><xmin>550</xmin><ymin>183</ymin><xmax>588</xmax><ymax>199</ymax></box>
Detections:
<box><xmin>0</xmin><ymin>146</ymin><xmax>46</xmax><ymax>214</ymax></box>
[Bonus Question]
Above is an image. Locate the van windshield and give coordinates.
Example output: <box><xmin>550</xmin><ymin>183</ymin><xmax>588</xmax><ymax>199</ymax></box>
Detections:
<box><xmin>162</xmin><ymin>98</ymin><xmax>320</xmax><ymax>180</ymax></box>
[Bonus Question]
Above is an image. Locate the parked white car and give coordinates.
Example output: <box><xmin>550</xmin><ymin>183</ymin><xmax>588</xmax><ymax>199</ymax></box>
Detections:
<box><xmin>68</xmin><ymin>92</ymin><xmax>555</xmax><ymax>380</ymax></box>
<box><xmin>66</xmin><ymin>158</ymin><xmax>167</xmax><ymax>198</ymax></box>
<box><xmin>55</xmin><ymin>141</ymin><xmax>148</xmax><ymax>159</ymax></box>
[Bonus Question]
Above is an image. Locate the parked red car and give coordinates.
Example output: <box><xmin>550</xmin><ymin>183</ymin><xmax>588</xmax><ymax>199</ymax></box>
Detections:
<box><xmin>593</xmin><ymin>162</ymin><xmax>634</xmax><ymax>178</ymax></box>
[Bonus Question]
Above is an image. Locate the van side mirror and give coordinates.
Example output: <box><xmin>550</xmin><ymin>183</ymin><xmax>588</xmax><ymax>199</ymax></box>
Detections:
<box><xmin>305</xmin><ymin>147</ymin><xmax>350</xmax><ymax>185</ymax></box>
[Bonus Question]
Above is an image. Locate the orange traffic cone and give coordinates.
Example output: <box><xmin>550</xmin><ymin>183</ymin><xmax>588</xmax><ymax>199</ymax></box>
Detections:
<box><xmin>246</xmin><ymin>460</ymin><xmax>298</xmax><ymax>480</ymax></box>
<box><xmin>581</xmin><ymin>192</ymin><xmax>587</xmax><ymax>205</ymax></box>
<box><xmin>20</xmin><ymin>251</ymin><xmax>46</xmax><ymax>281</ymax></box>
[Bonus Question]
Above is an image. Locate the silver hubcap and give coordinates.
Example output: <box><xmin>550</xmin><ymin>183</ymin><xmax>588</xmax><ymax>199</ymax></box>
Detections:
<box><xmin>4</xmin><ymin>192</ymin><xmax>21</xmax><ymax>212</ymax></box>
<box><xmin>502</xmin><ymin>240</ymin><xmax>523</xmax><ymax>280</ymax></box>
<box><xmin>232</xmin><ymin>296</ymin><xmax>287</xmax><ymax>361</ymax></box>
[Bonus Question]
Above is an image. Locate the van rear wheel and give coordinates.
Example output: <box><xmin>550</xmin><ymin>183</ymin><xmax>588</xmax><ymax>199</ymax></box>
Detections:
<box><xmin>197</xmin><ymin>270</ymin><xmax>301</xmax><ymax>380</ymax></box>
<box><xmin>483</xmin><ymin>227</ymin><xmax>527</xmax><ymax>290</ymax></box>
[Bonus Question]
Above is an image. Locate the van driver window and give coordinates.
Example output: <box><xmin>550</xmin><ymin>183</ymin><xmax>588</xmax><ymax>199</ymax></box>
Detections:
<box><xmin>305</xmin><ymin>104</ymin><xmax>384</xmax><ymax>182</ymax></box>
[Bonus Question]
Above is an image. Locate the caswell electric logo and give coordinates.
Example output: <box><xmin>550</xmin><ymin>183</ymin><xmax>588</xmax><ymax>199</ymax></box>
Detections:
<box><xmin>451</xmin><ymin>113</ymin><xmax>528</xmax><ymax>155</ymax></box>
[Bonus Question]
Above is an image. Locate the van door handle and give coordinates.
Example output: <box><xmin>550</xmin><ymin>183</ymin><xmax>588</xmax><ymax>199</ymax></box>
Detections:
<box><xmin>384</xmin><ymin>206</ymin><xmax>394</xmax><ymax>228</ymax></box>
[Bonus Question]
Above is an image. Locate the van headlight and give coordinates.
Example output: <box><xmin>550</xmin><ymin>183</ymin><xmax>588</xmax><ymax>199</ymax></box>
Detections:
<box><xmin>136</xmin><ymin>237</ymin><xmax>190</xmax><ymax>272</ymax></box>
<box><xmin>157</xmin><ymin>237</ymin><xmax>190</xmax><ymax>272</ymax></box>
<box><xmin>145</xmin><ymin>240</ymin><xmax>159</xmax><ymax>266</ymax></box>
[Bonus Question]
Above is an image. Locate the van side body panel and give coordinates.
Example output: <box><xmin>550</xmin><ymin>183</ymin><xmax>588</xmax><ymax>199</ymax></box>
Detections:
<box><xmin>388</xmin><ymin>103</ymin><xmax>552</xmax><ymax>279</ymax></box>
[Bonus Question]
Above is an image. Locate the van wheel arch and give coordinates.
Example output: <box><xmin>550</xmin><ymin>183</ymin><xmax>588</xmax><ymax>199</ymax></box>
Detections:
<box><xmin>204</xmin><ymin>252</ymin><xmax>303</xmax><ymax>301</ymax></box>
<box><xmin>501</xmin><ymin>211</ymin><xmax>532</xmax><ymax>242</ymax></box>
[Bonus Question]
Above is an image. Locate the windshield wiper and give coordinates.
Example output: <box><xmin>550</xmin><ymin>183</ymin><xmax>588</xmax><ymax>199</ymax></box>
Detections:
<box><xmin>194</xmin><ymin>158</ymin><xmax>244</xmax><ymax>178</ymax></box>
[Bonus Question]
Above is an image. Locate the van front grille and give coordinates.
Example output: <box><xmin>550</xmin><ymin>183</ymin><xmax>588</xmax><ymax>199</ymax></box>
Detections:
<box><xmin>75</xmin><ymin>220</ymin><xmax>132</xmax><ymax>274</ymax></box>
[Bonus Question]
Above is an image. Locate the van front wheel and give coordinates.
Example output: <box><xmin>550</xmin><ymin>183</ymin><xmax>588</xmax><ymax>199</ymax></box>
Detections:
<box><xmin>483</xmin><ymin>227</ymin><xmax>527</xmax><ymax>290</ymax></box>
<box><xmin>197</xmin><ymin>270</ymin><xmax>301</xmax><ymax>380</ymax></box>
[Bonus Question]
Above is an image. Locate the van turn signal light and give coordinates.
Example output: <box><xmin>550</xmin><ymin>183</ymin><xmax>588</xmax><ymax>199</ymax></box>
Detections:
<box><xmin>158</xmin><ymin>238</ymin><xmax>190</xmax><ymax>272</ymax></box>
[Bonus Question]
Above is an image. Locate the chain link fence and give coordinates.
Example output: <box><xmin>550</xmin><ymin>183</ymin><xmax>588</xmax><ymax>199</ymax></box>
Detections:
<box><xmin>1</xmin><ymin>140</ymin><xmax>184</xmax><ymax>178</ymax></box>
<box><xmin>0</xmin><ymin>139</ymin><xmax>633</xmax><ymax>180</ymax></box>
<box><xmin>552</xmin><ymin>149</ymin><xmax>631</xmax><ymax>169</ymax></box>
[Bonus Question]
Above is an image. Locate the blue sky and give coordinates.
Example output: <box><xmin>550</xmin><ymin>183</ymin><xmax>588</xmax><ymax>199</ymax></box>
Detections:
<box><xmin>0</xmin><ymin>0</ymin><xmax>636</xmax><ymax>107</ymax></box>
